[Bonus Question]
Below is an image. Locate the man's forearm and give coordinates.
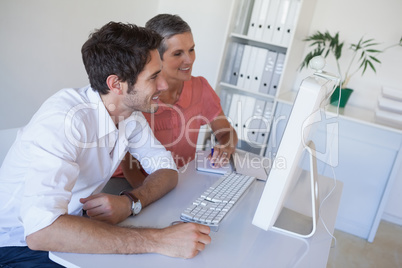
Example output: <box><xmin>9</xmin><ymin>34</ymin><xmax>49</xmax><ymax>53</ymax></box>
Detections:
<box><xmin>26</xmin><ymin>214</ymin><xmax>157</xmax><ymax>254</ymax></box>
<box><xmin>130</xmin><ymin>169</ymin><xmax>178</xmax><ymax>208</ymax></box>
<box><xmin>26</xmin><ymin>213</ymin><xmax>211</xmax><ymax>258</ymax></box>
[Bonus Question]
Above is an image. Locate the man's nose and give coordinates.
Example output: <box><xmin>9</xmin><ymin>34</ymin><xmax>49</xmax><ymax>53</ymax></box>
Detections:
<box><xmin>157</xmin><ymin>75</ymin><xmax>168</xmax><ymax>91</ymax></box>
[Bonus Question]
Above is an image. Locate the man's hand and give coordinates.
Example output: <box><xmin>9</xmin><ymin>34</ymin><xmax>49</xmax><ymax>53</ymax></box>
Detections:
<box><xmin>80</xmin><ymin>169</ymin><xmax>178</xmax><ymax>225</ymax></box>
<box><xmin>155</xmin><ymin>222</ymin><xmax>212</xmax><ymax>259</ymax></box>
<box><xmin>80</xmin><ymin>193</ymin><xmax>131</xmax><ymax>225</ymax></box>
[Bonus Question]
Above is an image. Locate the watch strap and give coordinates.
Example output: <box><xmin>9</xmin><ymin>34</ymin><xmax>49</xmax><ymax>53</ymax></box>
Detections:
<box><xmin>119</xmin><ymin>190</ymin><xmax>139</xmax><ymax>202</ymax></box>
<box><xmin>119</xmin><ymin>190</ymin><xmax>140</xmax><ymax>215</ymax></box>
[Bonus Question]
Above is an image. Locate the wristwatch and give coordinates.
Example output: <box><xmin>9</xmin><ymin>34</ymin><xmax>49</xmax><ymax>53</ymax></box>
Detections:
<box><xmin>119</xmin><ymin>191</ymin><xmax>142</xmax><ymax>216</ymax></box>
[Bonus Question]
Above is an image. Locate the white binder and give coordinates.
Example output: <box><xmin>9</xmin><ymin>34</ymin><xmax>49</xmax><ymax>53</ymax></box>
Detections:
<box><xmin>257</xmin><ymin>100</ymin><xmax>274</xmax><ymax>144</ymax></box>
<box><xmin>271</xmin><ymin>0</ymin><xmax>291</xmax><ymax>45</ymax></box>
<box><xmin>240</xmin><ymin>96</ymin><xmax>257</xmax><ymax>141</ymax></box>
<box><xmin>280</xmin><ymin>0</ymin><xmax>300</xmax><ymax>47</ymax></box>
<box><xmin>236</xmin><ymin>45</ymin><xmax>252</xmax><ymax>89</ymax></box>
<box><xmin>258</xmin><ymin>50</ymin><xmax>278</xmax><ymax>94</ymax></box>
<box><xmin>254</xmin><ymin>0</ymin><xmax>271</xmax><ymax>40</ymax></box>
<box><xmin>250</xmin><ymin>47</ymin><xmax>269</xmax><ymax>92</ymax></box>
<box><xmin>243</xmin><ymin>46</ymin><xmax>259</xmax><ymax>91</ymax></box>
<box><xmin>227</xmin><ymin>94</ymin><xmax>241</xmax><ymax>133</ymax></box>
<box><xmin>219</xmin><ymin>89</ymin><xmax>232</xmax><ymax>116</ymax></box>
<box><xmin>233</xmin><ymin>0</ymin><xmax>255</xmax><ymax>35</ymax></box>
<box><xmin>247</xmin><ymin>0</ymin><xmax>263</xmax><ymax>38</ymax></box>
<box><xmin>230</xmin><ymin>43</ymin><xmax>245</xmax><ymax>85</ymax></box>
<box><xmin>268</xmin><ymin>53</ymin><xmax>285</xmax><ymax>96</ymax></box>
<box><xmin>222</xmin><ymin>42</ymin><xmax>239</xmax><ymax>84</ymax></box>
<box><xmin>262</xmin><ymin>0</ymin><xmax>281</xmax><ymax>43</ymax></box>
<box><xmin>247</xmin><ymin>99</ymin><xmax>266</xmax><ymax>143</ymax></box>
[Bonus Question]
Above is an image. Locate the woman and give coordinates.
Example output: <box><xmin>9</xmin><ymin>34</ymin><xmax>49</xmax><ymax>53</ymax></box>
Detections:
<box><xmin>114</xmin><ymin>14</ymin><xmax>237</xmax><ymax>186</ymax></box>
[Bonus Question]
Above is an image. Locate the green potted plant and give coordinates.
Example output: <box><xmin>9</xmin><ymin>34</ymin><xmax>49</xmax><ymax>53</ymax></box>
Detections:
<box><xmin>299</xmin><ymin>30</ymin><xmax>402</xmax><ymax>107</ymax></box>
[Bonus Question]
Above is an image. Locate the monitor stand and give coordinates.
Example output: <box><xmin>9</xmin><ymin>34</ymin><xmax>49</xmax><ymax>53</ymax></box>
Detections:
<box><xmin>272</xmin><ymin>141</ymin><xmax>319</xmax><ymax>238</ymax></box>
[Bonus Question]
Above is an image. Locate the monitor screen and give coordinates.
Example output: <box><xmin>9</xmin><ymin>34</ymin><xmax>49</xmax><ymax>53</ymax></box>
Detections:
<box><xmin>252</xmin><ymin>74</ymin><xmax>338</xmax><ymax>238</ymax></box>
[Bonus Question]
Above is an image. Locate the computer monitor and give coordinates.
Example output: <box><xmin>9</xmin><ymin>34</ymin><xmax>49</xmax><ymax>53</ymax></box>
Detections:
<box><xmin>252</xmin><ymin>71</ymin><xmax>339</xmax><ymax>238</ymax></box>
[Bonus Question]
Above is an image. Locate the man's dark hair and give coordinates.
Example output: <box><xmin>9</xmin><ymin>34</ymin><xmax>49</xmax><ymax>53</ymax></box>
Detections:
<box><xmin>81</xmin><ymin>22</ymin><xmax>162</xmax><ymax>94</ymax></box>
<box><xmin>145</xmin><ymin>14</ymin><xmax>191</xmax><ymax>59</ymax></box>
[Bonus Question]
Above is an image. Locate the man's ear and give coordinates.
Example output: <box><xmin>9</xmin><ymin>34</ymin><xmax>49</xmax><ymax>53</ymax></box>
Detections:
<box><xmin>106</xmin><ymin>75</ymin><xmax>123</xmax><ymax>95</ymax></box>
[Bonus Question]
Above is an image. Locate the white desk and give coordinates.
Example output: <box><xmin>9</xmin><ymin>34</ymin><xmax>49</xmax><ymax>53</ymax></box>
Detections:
<box><xmin>50</xmin><ymin>162</ymin><xmax>342</xmax><ymax>268</ymax></box>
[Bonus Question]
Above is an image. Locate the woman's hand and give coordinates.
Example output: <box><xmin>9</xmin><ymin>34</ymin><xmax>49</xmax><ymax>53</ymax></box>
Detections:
<box><xmin>208</xmin><ymin>145</ymin><xmax>234</xmax><ymax>168</ymax></box>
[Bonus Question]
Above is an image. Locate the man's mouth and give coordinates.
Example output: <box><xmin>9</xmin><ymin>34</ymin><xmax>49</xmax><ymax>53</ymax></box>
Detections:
<box><xmin>152</xmin><ymin>92</ymin><xmax>161</xmax><ymax>100</ymax></box>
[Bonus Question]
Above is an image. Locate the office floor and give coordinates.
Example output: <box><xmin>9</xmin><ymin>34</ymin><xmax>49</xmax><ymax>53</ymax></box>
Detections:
<box><xmin>327</xmin><ymin>220</ymin><xmax>402</xmax><ymax>267</ymax></box>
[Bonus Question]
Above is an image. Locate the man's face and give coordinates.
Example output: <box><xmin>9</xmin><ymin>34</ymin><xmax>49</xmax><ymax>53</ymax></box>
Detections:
<box><xmin>122</xmin><ymin>49</ymin><xmax>168</xmax><ymax>113</ymax></box>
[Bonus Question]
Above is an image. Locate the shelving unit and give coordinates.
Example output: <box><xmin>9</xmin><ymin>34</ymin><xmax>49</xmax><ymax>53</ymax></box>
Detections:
<box><xmin>215</xmin><ymin>0</ymin><xmax>317</xmax><ymax>155</ymax></box>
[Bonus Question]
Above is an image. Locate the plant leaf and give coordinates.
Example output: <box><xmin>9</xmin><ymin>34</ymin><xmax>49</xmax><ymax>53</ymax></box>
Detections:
<box><xmin>366</xmin><ymin>49</ymin><xmax>381</xmax><ymax>53</ymax></box>
<box><xmin>369</xmin><ymin>56</ymin><xmax>381</xmax><ymax>63</ymax></box>
<box><xmin>363</xmin><ymin>42</ymin><xmax>380</xmax><ymax>48</ymax></box>
<box><xmin>367</xmin><ymin>60</ymin><xmax>376</xmax><ymax>73</ymax></box>
<box><xmin>362</xmin><ymin>60</ymin><xmax>368</xmax><ymax>74</ymax></box>
<box><xmin>361</xmin><ymin>38</ymin><xmax>375</xmax><ymax>45</ymax></box>
<box><xmin>359</xmin><ymin>51</ymin><xmax>365</xmax><ymax>60</ymax></box>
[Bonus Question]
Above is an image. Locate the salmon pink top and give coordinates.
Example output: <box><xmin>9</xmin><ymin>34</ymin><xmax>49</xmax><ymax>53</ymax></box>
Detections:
<box><xmin>113</xmin><ymin>76</ymin><xmax>222</xmax><ymax>176</ymax></box>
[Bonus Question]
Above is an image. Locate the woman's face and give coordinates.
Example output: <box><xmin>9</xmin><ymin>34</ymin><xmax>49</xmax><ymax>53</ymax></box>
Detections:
<box><xmin>161</xmin><ymin>31</ymin><xmax>196</xmax><ymax>83</ymax></box>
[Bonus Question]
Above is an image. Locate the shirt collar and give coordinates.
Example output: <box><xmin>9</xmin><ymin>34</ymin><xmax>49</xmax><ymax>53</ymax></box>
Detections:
<box><xmin>86</xmin><ymin>86</ymin><xmax>117</xmax><ymax>139</ymax></box>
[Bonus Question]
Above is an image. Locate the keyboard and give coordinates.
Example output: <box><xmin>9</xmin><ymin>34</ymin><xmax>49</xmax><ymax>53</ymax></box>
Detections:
<box><xmin>180</xmin><ymin>172</ymin><xmax>255</xmax><ymax>228</ymax></box>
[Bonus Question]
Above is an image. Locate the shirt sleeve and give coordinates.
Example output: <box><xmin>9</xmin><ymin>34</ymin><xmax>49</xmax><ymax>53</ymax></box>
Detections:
<box><xmin>20</xmin><ymin>111</ymin><xmax>82</xmax><ymax>238</ymax></box>
<box><xmin>126</xmin><ymin>113</ymin><xmax>178</xmax><ymax>175</ymax></box>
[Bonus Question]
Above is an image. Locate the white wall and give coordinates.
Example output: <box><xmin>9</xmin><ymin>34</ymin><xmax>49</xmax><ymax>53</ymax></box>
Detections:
<box><xmin>1</xmin><ymin>0</ymin><xmax>401</xmax><ymax>130</ymax></box>
<box><xmin>0</xmin><ymin>0</ymin><xmax>159</xmax><ymax>130</ymax></box>
<box><xmin>0</xmin><ymin>0</ymin><xmax>232</xmax><ymax>131</ymax></box>
<box><xmin>294</xmin><ymin>0</ymin><xmax>402</xmax><ymax>110</ymax></box>
<box><xmin>156</xmin><ymin>0</ymin><xmax>234</xmax><ymax>88</ymax></box>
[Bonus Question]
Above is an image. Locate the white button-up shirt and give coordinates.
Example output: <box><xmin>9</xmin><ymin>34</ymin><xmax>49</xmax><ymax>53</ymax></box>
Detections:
<box><xmin>0</xmin><ymin>85</ymin><xmax>177</xmax><ymax>247</ymax></box>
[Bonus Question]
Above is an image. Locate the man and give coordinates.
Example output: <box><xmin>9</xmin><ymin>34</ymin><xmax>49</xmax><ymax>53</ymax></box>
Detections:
<box><xmin>0</xmin><ymin>22</ymin><xmax>211</xmax><ymax>266</ymax></box>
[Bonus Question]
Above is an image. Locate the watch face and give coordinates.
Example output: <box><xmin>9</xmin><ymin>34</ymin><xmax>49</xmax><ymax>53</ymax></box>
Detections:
<box><xmin>133</xmin><ymin>201</ymin><xmax>142</xmax><ymax>215</ymax></box>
